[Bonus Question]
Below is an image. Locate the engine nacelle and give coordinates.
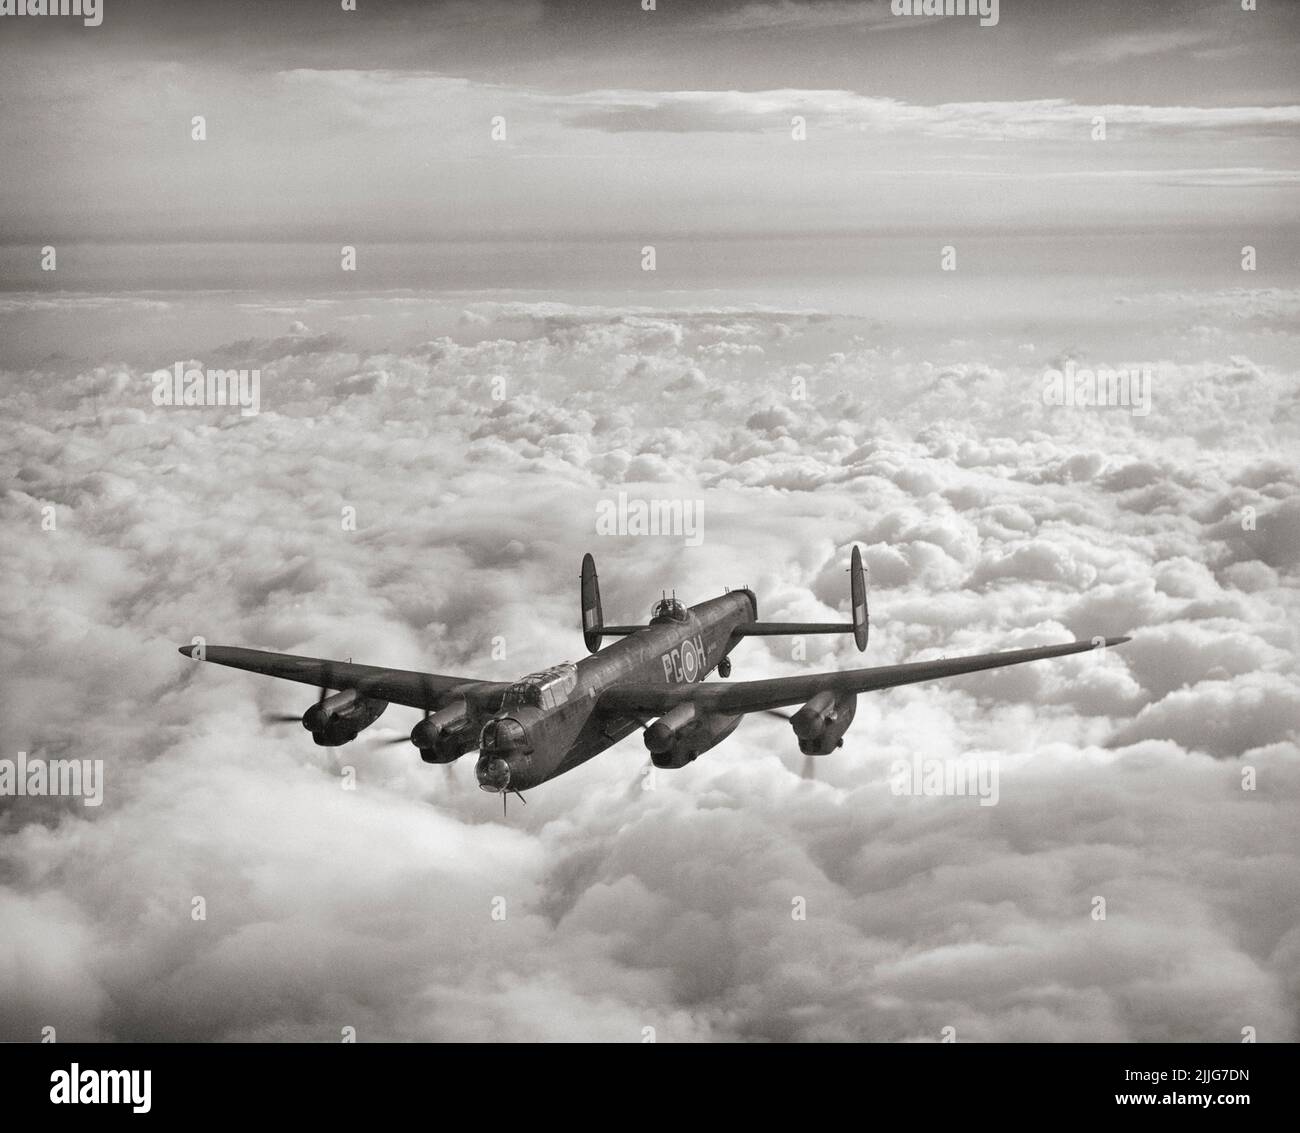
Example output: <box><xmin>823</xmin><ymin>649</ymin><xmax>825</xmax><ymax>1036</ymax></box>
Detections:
<box><xmin>410</xmin><ymin>698</ymin><xmax>473</xmax><ymax>764</ymax></box>
<box><xmin>644</xmin><ymin>703</ymin><xmax>742</xmax><ymax>769</ymax></box>
<box><xmin>302</xmin><ymin>688</ymin><xmax>388</xmax><ymax>747</ymax></box>
<box><xmin>789</xmin><ymin>690</ymin><xmax>856</xmax><ymax>756</ymax></box>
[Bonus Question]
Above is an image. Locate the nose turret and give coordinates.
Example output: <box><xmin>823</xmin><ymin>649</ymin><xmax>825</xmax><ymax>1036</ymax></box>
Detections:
<box><xmin>477</xmin><ymin>756</ymin><xmax>512</xmax><ymax>792</ymax></box>
<box><xmin>477</xmin><ymin>716</ymin><xmax>529</xmax><ymax>792</ymax></box>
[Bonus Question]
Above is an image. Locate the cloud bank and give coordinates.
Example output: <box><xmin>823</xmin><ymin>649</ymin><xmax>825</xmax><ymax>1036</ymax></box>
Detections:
<box><xmin>1</xmin><ymin>292</ymin><xmax>1297</xmax><ymax>1041</ymax></box>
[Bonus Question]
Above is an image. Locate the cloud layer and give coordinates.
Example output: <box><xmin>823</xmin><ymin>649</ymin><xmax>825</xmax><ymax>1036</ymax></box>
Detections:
<box><xmin>2</xmin><ymin>290</ymin><xmax>1296</xmax><ymax>1041</ymax></box>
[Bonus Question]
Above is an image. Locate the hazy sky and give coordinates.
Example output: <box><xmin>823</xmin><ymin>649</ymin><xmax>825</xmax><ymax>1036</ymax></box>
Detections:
<box><xmin>1</xmin><ymin>0</ymin><xmax>1297</xmax><ymax>242</ymax></box>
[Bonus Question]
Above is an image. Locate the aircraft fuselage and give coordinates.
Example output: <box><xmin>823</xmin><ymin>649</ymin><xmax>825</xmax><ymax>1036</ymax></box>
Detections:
<box><xmin>474</xmin><ymin>590</ymin><xmax>757</xmax><ymax>793</ymax></box>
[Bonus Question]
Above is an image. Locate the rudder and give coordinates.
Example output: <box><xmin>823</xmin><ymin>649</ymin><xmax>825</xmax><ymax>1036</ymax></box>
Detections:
<box><xmin>581</xmin><ymin>552</ymin><xmax>604</xmax><ymax>653</ymax></box>
<box><xmin>850</xmin><ymin>544</ymin><xmax>868</xmax><ymax>651</ymax></box>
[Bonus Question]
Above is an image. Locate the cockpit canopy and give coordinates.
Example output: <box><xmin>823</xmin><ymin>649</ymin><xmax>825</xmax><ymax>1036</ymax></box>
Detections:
<box><xmin>650</xmin><ymin>596</ymin><xmax>688</xmax><ymax>624</ymax></box>
<box><xmin>501</xmin><ymin>662</ymin><xmax>578</xmax><ymax>711</ymax></box>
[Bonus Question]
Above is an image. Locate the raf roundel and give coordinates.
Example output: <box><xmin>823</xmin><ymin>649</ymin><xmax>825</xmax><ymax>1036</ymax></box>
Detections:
<box><xmin>682</xmin><ymin>640</ymin><xmax>699</xmax><ymax>681</ymax></box>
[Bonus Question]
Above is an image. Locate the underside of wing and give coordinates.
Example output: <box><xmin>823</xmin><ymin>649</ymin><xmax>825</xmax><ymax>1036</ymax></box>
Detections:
<box><xmin>598</xmin><ymin>636</ymin><xmax>1130</xmax><ymax>718</ymax></box>
<box><xmin>731</xmin><ymin>622</ymin><xmax>855</xmax><ymax>637</ymax></box>
<box><xmin>177</xmin><ymin>644</ymin><xmax>506</xmax><ymax>711</ymax></box>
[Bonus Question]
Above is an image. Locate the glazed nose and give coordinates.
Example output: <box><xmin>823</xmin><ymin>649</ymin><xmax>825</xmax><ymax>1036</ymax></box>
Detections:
<box><xmin>477</xmin><ymin>757</ymin><xmax>511</xmax><ymax>793</ymax></box>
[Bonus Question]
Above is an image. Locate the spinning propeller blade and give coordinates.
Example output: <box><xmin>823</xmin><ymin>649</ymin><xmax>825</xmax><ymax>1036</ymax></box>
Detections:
<box><xmin>763</xmin><ymin>709</ymin><xmax>815</xmax><ymax>779</ymax></box>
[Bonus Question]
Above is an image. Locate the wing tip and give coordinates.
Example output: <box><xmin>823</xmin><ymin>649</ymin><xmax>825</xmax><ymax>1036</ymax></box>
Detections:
<box><xmin>1105</xmin><ymin>636</ymin><xmax>1132</xmax><ymax>647</ymax></box>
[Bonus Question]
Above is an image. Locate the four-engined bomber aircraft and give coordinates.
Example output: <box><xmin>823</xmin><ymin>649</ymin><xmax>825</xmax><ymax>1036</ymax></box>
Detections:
<box><xmin>178</xmin><ymin>548</ymin><xmax>1129</xmax><ymax>803</ymax></box>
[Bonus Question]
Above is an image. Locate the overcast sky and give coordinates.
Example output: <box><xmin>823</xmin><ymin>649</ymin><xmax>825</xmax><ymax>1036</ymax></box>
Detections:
<box><xmin>1</xmin><ymin>0</ymin><xmax>1297</xmax><ymax>243</ymax></box>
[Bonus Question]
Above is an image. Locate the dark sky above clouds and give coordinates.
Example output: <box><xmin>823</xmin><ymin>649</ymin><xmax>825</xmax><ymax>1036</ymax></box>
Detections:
<box><xmin>1</xmin><ymin>0</ymin><xmax>1298</xmax><ymax>1044</ymax></box>
<box><xmin>1</xmin><ymin>0</ymin><xmax>1297</xmax><ymax>241</ymax></box>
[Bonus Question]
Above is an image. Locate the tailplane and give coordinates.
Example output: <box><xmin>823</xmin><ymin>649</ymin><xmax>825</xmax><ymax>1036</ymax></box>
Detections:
<box><xmin>581</xmin><ymin>546</ymin><xmax>867</xmax><ymax>654</ymax></box>
<box><xmin>732</xmin><ymin>544</ymin><xmax>868</xmax><ymax>652</ymax></box>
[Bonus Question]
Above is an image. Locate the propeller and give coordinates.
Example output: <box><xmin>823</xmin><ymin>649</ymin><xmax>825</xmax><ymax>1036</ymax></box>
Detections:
<box><xmin>379</xmin><ymin>725</ymin><xmax>419</xmax><ymax>746</ymax></box>
<box><xmin>378</xmin><ymin>673</ymin><xmax>437</xmax><ymax>748</ymax></box>
<box><xmin>265</xmin><ymin>665</ymin><xmax>335</xmax><ymax>728</ymax></box>
<box><xmin>375</xmin><ymin>731</ymin><xmax>461</xmax><ymax>793</ymax></box>
<box><xmin>764</xmin><ymin>708</ymin><xmax>816</xmax><ymax>781</ymax></box>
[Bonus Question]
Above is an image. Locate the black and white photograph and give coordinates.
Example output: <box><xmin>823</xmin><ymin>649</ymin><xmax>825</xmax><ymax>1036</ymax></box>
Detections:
<box><xmin>1</xmin><ymin>0</ymin><xmax>1297</xmax><ymax>1105</ymax></box>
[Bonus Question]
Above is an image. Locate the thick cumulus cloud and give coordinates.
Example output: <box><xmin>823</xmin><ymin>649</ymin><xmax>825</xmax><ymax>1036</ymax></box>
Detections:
<box><xmin>1</xmin><ymin>293</ymin><xmax>1297</xmax><ymax>1042</ymax></box>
